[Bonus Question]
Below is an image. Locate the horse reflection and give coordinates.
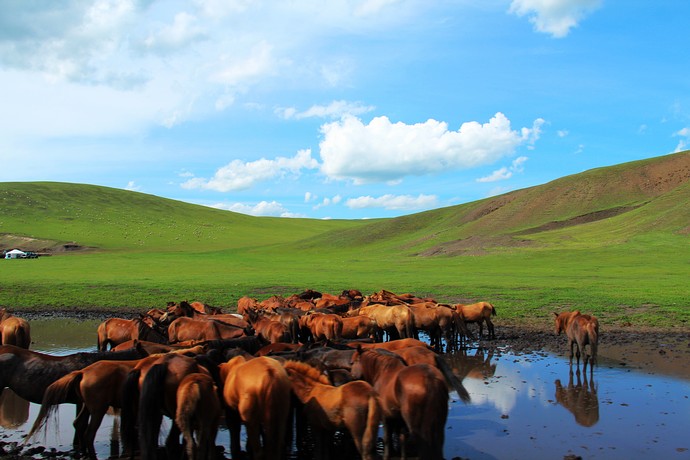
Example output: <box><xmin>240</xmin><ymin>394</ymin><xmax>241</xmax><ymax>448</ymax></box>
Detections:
<box><xmin>445</xmin><ymin>347</ymin><xmax>497</xmax><ymax>381</ymax></box>
<box><xmin>0</xmin><ymin>389</ymin><xmax>29</xmax><ymax>428</ymax></box>
<box><xmin>555</xmin><ymin>370</ymin><xmax>599</xmax><ymax>427</ymax></box>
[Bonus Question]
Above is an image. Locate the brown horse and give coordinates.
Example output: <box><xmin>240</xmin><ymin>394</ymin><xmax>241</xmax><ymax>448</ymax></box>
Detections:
<box><xmin>409</xmin><ymin>304</ymin><xmax>471</xmax><ymax>351</ymax></box>
<box><xmin>27</xmin><ymin>358</ymin><xmax>144</xmax><ymax>459</ymax></box>
<box><xmin>341</xmin><ymin>316</ymin><xmax>380</xmax><ymax>341</ymax></box>
<box><xmin>121</xmin><ymin>353</ymin><xmax>212</xmax><ymax>460</ymax></box>
<box><xmin>554</xmin><ymin>310</ymin><xmax>599</xmax><ymax>372</ymax></box>
<box><xmin>348</xmin><ymin>304</ymin><xmax>416</xmax><ymax>341</ymax></box>
<box><xmin>284</xmin><ymin>360</ymin><xmax>380</xmax><ymax>460</ymax></box>
<box><xmin>175</xmin><ymin>372</ymin><xmax>221</xmax><ymax>460</ymax></box>
<box><xmin>220</xmin><ymin>355</ymin><xmax>292</xmax><ymax>460</ymax></box>
<box><xmin>246</xmin><ymin>309</ymin><xmax>292</xmax><ymax>344</ymax></box>
<box><xmin>555</xmin><ymin>371</ymin><xmax>599</xmax><ymax>427</ymax></box>
<box><xmin>0</xmin><ymin>308</ymin><xmax>31</xmax><ymax>349</ymax></box>
<box><xmin>96</xmin><ymin>316</ymin><xmax>168</xmax><ymax>351</ymax></box>
<box><xmin>301</xmin><ymin>312</ymin><xmax>344</xmax><ymax>342</ymax></box>
<box><xmin>350</xmin><ymin>348</ymin><xmax>449</xmax><ymax>460</ymax></box>
<box><xmin>454</xmin><ymin>301</ymin><xmax>497</xmax><ymax>339</ymax></box>
<box><xmin>167</xmin><ymin>316</ymin><xmax>248</xmax><ymax>344</ymax></box>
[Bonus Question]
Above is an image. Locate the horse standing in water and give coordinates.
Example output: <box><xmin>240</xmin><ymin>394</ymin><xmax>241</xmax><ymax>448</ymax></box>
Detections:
<box><xmin>175</xmin><ymin>372</ymin><xmax>221</xmax><ymax>460</ymax></box>
<box><xmin>96</xmin><ymin>316</ymin><xmax>167</xmax><ymax>351</ymax></box>
<box><xmin>0</xmin><ymin>308</ymin><xmax>31</xmax><ymax>349</ymax></box>
<box><xmin>554</xmin><ymin>310</ymin><xmax>599</xmax><ymax>373</ymax></box>
<box><xmin>350</xmin><ymin>347</ymin><xmax>450</xmax><ymax>460</ymax></box>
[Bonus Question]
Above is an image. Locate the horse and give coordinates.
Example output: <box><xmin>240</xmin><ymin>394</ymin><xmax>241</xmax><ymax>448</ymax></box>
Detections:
<box><xmin>409</xmin><ymin>304</ymin><xmax>471</xmax><ymax>351</ymax></box>
<box><xmin>175</xmin><ymin>372</ymin><xmax>221</xmax><ymax>460</ymax></box>
<box><xmin>162</xmin><ymin>301</ymin><xmax>246</xmax><ymax>328</ymax></box>
<box><xmin>0</xmin><ymin>389</ymin><xmax>29</xmax><ymax>429</ymax></box>
<box><xmin>350</xmin><ymin>347</ymin><xmax>449</xmax><ymax>460</ymax></box>
<box><xmin>340</xmin><ymin>316</ymin><xmax>380</xmax><ymax>342</ymax></box>
<box><xmin>348</xmin><ymin>304</ymin><xmax>416</xmax><ymax>341</ymax></box>
<box><xmin>219</xmin><ymin>355</ymin><xmax>292</xmax><ymax>460</ymax></box>
<box><xmin>0</xmin><ymin>308</ymin><xmax>31</xmax><ymax>349</ymax></box>
<box><xmin>121</xmin><ymin>353</ymin><xmax>212</xmax><ymax>460</ymax></box>
<box><xmin>246</xmin><ymin>309</ymin><xmax>292</xmax><ymax>344</ymax></box>
<box><xmin>445</xmin><ymin>348</ymin><xmax>497</xmax><ymax>381</ymax></box>
<box><xmin>167</xmin><ymin>316</ymin><xmax>248</xmax><ymax>344</ymax></box>
<box><xmin>0</xmin><ymin>345</ymin><xmax>147</xmax><ymax>405</ymax></box>
<box><xmin>453</xmin><ymin>301</ymin><xmax>497</xmax><ymax>339</ymax></box>
<box><xmin>96</xmin><ymin>316</ymin><xmax>168</xmax><ymax>351</ymax></box>
<box><xmin>284</xmin><ymin>361</ymin><xmax>380</xmax><ymax>460</ymax></box>
<box><xmin>555</xmin><ymin>370</ymin><xmax>599</xmax><ymax>427</ymax></box>
<box><xmin>554</xmin><ymin>310</ymin><xmax>599</xmax><ymax>372</ymax></box>
<box><xmin>27</xmin><ymin>358</ymin><xmax>145</xmax><ymax>459</ymax></box>
<box><xmin>300</xmin><ymin>312</ymin><xmax>344</xmax><ymax>342</ymax></box>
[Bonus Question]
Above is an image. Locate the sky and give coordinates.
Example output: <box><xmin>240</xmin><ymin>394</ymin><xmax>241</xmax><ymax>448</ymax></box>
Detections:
<box><xmin>1</xmin><ymin>0</ymin><xmax>689</xmax><ymax>220</ymax></box>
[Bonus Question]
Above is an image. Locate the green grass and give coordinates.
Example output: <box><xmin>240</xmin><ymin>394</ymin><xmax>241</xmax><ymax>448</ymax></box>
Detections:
<box><xmin>1</xmin><ymin>152</ymin><xmax>688</xmax><ymax>330</ymax></box>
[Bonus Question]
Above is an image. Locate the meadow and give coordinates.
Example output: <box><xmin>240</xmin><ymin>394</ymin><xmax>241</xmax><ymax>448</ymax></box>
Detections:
<box><xmin>1</xmin><ymin>152</ymin><xmax>688</xmax><ymax>329</ymax></box>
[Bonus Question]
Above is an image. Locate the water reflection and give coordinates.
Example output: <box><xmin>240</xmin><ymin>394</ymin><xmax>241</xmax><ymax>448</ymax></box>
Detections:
<box><xmin>0</xmin><ymin>389</ymin><xmax>29</xmax><ymax>428</ymax></box>
<box><xmin>555</xmin><ymin>370</ymin><xmax>599</xmax><ymax>427</ymax></box>
<box><xmin>446</xmin><ymin>347</ymin><xmax>497</xmax><ymax>381</ymax></box>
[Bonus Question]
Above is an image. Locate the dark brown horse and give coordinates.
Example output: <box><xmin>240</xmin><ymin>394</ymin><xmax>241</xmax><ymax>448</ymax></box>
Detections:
<box><xmin>0</xmin><ymin>345</ymin><xmax>147</xmax><ymax>405</ymax></box>
<box><xmin>350</xmin><ymin>348</ymin><xmax>449</xmax><ymax>460</ymax></box>
<box><xmin>96</xmin><ymin>316</ymin><xmax>168</xmax><ymax>351</ymax></box>
<box><xmin>554</xmin><ymin>310</ymin><xmax>599</xmax><ymax>372</ymax></box>
<box><xmin>175</xmin><ymin>372</ymin><xmax>221</xmax><ymax>460</ymax></box>
<box><xmin>220</xmin><ymin>355</ymin><xmax>292</xmax><ymax>460</ymax></box>
<box><xmin>121</xmin><ymin>353</ymin><xmax>212</xmax><ymax>460</ymax></box>
<box><xmin>284</xmin><ymin>360</ymin><xmax>380</xmax><ymax>460</ymax></box>
<box><xmin>454</xmin><ymin>301</ymin><xmax>497</xmax><ymax>339</ymax></box>
<box><xmin>0</xmin><ymin>308</ymin><xmax>31</xmax><ymax>349</ymax></box>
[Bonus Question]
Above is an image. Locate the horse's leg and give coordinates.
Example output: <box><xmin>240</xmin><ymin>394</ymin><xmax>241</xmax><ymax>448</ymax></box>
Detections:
<box><xmin>84</xmin><ymin>408</ymin><xmax>107</xmax><ymax>460</ymax></box>
<box><xmin>165</xmin><ymin>420</ymin><xmax>183</xmax><ymax>460</ymax></box>
<box><xmin>226</xmin><ymin>409</ymin><xmax>243</xmax><ymax>460</ymax></box>
<box><xmin>244</xmin><ymin>420</ymin><xmax>262</xmax><ymax>460</ymax></box>
<box><xmin>382</xmin><ymin>418</ymin><xmax>395</xmax><ymax>460</ymax></box>
<box><xmin>486</xmin><ymin>318</ymin><xmax>495</xmax><ymax>339</ymax></box>
<box><xmin>73</xmin><ymin>404</ymin><xmax>90</xmax><ymax>455</ymax></box>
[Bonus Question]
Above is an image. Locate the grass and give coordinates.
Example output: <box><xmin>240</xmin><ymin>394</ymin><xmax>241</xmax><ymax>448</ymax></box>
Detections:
<box><xmin>1</xmin><ymin>152</ymin><xmax>688</xmax><ymax>330</ymax></box>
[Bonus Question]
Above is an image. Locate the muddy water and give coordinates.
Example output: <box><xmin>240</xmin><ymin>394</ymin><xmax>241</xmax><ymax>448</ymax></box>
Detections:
<box><xmin>2</xmin><ymin>318</ymin><xmax>690</xmax><ymax>459</ymax></box>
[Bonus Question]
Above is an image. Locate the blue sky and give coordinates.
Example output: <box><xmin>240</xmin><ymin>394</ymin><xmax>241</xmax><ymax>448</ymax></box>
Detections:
<box><xmin>1</xmin><ymin>0</ymin><xmax>688</xmax><ymax>219</ymax></box>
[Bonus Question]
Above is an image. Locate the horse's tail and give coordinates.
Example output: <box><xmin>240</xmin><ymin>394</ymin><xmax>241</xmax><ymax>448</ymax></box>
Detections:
<box><xmin>490</xmin><ymin>304</ymin><xmax>497</xmax><ymax>316</ymax></box>
<box><xmin>406</xmin><ymin>310</ymin><xmax>416</xmax><ymax>340</ymax></box>
<box><xmin>26</xmin><ymin>370</ymin><xmax>83</xmax><ymax>441</ymax></box>
<box><xmin>139</xmin><ymin>363</ymin><xmax>167</xmax><ymax>460</ymax></box>
<box><xmin>97</xmin><ymin>321</ymin><xmax>108</xmax><ymax>352</ymax></box>
<box><xmin>362</xmin><ymin>392</ymin><xmax>381</xmax><ymax>459</ymax></box>
<box><xmin>588</xmin><ymin>323</ymin><xmax>598</xmax><ymax>367</ymax></box>
<box><xmin>435</xmin><ymin>354</ymin><xmax>471</xmax><ymax>404</ymax></box>
<box><xmin>261</xmin><ymin>374</ymin><xmax>292</xmax><ymax>459</ymax></box>
<box><xmin>120</xmin><ymin>368</ymin><xmax>141</xmax><ymax>458</ymax></box>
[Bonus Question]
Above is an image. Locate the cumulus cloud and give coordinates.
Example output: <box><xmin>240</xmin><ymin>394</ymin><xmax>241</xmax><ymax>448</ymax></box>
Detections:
<box><xmin>477</xmin><ymin>156</ymin><xmax>528</xmax><ymax>183</ymax></box>
<box><xmin>276</xmin><ymin>100</ymin><xmax>375</xmax><ymax>120</ymax></box>
<box><xmin>345</xmin><ymin>194</ymin><xmax>438</xmax><ymax>210</ymax></box>
<box><xmin>509</xmin><ymin>0</ymin><xmax>602</xmax><ymax>38</ymax></box>
<box><xmin>319</xmin><ymin>113</ymin><xmax>543</xmax><ymax>184</ymax></box>
<box><xmin>313</xmin><ymin>195</ymin><xmax>343</xmax><ymax>210</ymax></box>
<box><xmin>181</xmin><ymin>149</ymin><xmax>319</xmax><ymax>192</ymax></box>
<box><xmin>125</xmin><ymin>181</ymin><xmax>142</xmax><ymax>191</ymax></box>
<box><xmin>211</xmin><ymin>200</ymin><xmax>303</xmax><ymax>217</ymax></box>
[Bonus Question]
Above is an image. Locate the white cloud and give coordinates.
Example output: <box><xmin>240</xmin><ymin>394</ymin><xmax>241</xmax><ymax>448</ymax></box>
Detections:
<box><xmin>557</xmin><ymin>129</ymin><xmax>569</xmax><ymax>138</ymax></box>
<box><xmin>346</xmin><ymin>194</ymin><xmax>438</xmax><ymax>210</ymax></box>
<box><xmin>477</xmin><ymin>156</ymin><xmax>528</xmax><ymax>183</ymax></box>
<box><xmin>181</xmin><ymin>149</ymin><xmax>319</xmax><ymax>192</ymax></box>
<box><xmin>319</xmin><ymin>113</ymin><xmax>543</xmax><ymax>184</ymax></box>
<box><xmin>313</xmin><ymin>195</ymin><xmax>343</xmax><ymax>210</ymax></box>
<box><xmin>509</xmin><ymin>0</ymin><xmax>602</xmax><ymax>38</ymax></box>
<box><xmin>125</xmin><ymin>181</ymin><xmax>142</xmax><ymax>191</ymax></box>
<box><xmin>276</xmin><ymin>100</ymin><xmax>375</xmax><ymax>120</ymax></box>
<box><xmin>211</xmin><ymin>200</ymin><xmax>303</xmax><ymax>218</ymax></box>
<box><xmin>673</xmin><ymin>127</ymin><xmax>690</xmax><ymax>152</ymax></box>
<box><xmin>143</xmin><ymin>12</ymin><xmax>207</xmax><ymax>54</ymax></box>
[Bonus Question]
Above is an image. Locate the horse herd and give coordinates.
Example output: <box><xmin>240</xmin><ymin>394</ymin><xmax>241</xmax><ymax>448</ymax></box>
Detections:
<box><xmin>0</xmin><ymin>290</ymin><xmax>599</xmax><ymax>460</ymax></box>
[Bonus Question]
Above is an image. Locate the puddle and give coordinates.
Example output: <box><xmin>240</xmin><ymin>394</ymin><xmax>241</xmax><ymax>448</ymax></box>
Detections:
<box><xmin>2</xmin><ymin>319</ymin><xmax>690</xmax><ymax>459</ymax></box>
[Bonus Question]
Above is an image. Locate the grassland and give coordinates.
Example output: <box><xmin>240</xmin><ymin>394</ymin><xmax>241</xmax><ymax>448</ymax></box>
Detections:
<box><xmin>1</xmin><ymin>152</ymin><xmax>688</xmax><ymax>329</ymax></box>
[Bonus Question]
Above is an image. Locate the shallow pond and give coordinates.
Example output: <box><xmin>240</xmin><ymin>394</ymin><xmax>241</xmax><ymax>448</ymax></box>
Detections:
<box><xmin>2</xmin><ymin>318</ymin><xmax>689</xmax><ymax>459</ymax></box>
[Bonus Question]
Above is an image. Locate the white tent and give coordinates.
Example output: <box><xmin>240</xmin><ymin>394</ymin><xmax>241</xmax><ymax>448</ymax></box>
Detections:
<box><xmin>5</xmin><ymin>249</ymin><xmax>26</xmax><ymax>259</ymax></box>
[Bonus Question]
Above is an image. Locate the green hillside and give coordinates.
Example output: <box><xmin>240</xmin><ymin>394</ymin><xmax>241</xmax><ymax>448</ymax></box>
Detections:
<box><xmin>1</xmin><ymin>151</ymin><xmax>688</xmax><ymax>328</ymax></box>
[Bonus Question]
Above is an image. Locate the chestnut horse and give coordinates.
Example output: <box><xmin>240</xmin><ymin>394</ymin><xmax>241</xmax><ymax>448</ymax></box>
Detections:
<box><xmin>340</xmin><ymin>316</ymin><xmax>380</xmax><ymax>341</ymax></box>
<box><xmin>554</xmin><ymin>310</ymin><xmax>599</xmax><ymax>372</ymax></box>
<box><xmin>350</xmin><ymin>348</ymin><xmax>449</xmax><ymax>460</ymax></box>
<box><xmin>246</xmin><ymin>310</ymin><xmax>292</xmax><ymax>344</ymax></box>
<box><xmin>284</xmin><ymin>361</ymin><xmax>380</xmax><ymax>460</ymax></box>
<box><xmin>454</xmin><ymin>301</ymin><xmax>497</xmax><ymax>339</ymax></box>
<box><xmin>121</xmin><ymin>353</ymin><xmax>212</xmax><ymax>460</ymax></box>
<box><xmin>167</xmin><ymin>316</ymin><xmax>248</xmax><ymax>344</ymax></box>
<box><xmin>0</xmin><ymin>308</ymin><xmax>31</xmax><ymax>349</ymax></box>
<box><xmin>348</xmin><ymin>304</ymin><xmax>416</xmax><ymax>341</ymax></box>
<box><xmin>96</xmin><ymin>316</ymin><xmax>168</xmax><ymax>351</ymax></box>
<box><xmin>220</xmin><ymin>355</ymin><xmax>292</xmax><ymax>460</ymax></box>
<box><xmin>301</xmin><ymin>312</ymin><xmax>344</xmax><ymax>342</ymax></box>
<box><xmin>175</xmin><ymin>372</ymin><xmax>221</xmax><ymax>460</ymax></box>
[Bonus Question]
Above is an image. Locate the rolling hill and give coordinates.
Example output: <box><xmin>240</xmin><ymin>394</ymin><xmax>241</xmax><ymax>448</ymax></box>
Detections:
<box><xmin>1</xmin><ymin>151</ymin><xmax>688</xmax><ymax>256</ymax></box>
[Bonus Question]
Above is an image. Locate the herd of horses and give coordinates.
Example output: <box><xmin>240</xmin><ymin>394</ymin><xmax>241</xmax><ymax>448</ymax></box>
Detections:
<box><xmin>0</xmin><ymin>290</ymin><xmax>600</xmax><ymax>460</ymax></box>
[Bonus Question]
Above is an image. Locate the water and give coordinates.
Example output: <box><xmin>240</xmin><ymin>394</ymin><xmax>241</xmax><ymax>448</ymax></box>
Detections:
<box><xmin>2</xmin><ymin>318</ymin><xmax>690</xmax><ymax>459</ymax></box>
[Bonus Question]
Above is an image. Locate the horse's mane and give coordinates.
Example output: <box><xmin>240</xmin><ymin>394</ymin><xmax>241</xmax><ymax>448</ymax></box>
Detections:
<box><xmin>362</xmin><ymin>348</ymin><xmax>407</xmax><ymax>369</ymax></box>
<box><xmin>285</xmin><ymin>360</ymin><xmax>330</xmax><ymax>385</ymax></box>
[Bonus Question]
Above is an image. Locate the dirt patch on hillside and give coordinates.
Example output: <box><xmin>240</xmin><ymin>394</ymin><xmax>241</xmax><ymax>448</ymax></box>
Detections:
<box><xmin>0</xmin><ymin>234</ymin><xmax>93</xmax><ymax>254</ymax></box>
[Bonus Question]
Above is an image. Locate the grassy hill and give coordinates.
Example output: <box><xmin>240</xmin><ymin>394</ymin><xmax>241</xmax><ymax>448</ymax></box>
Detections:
<box><xmin>1</xmin><ymin>151</ymin><xmax>688</xmax><ymax>327</ymax></box>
